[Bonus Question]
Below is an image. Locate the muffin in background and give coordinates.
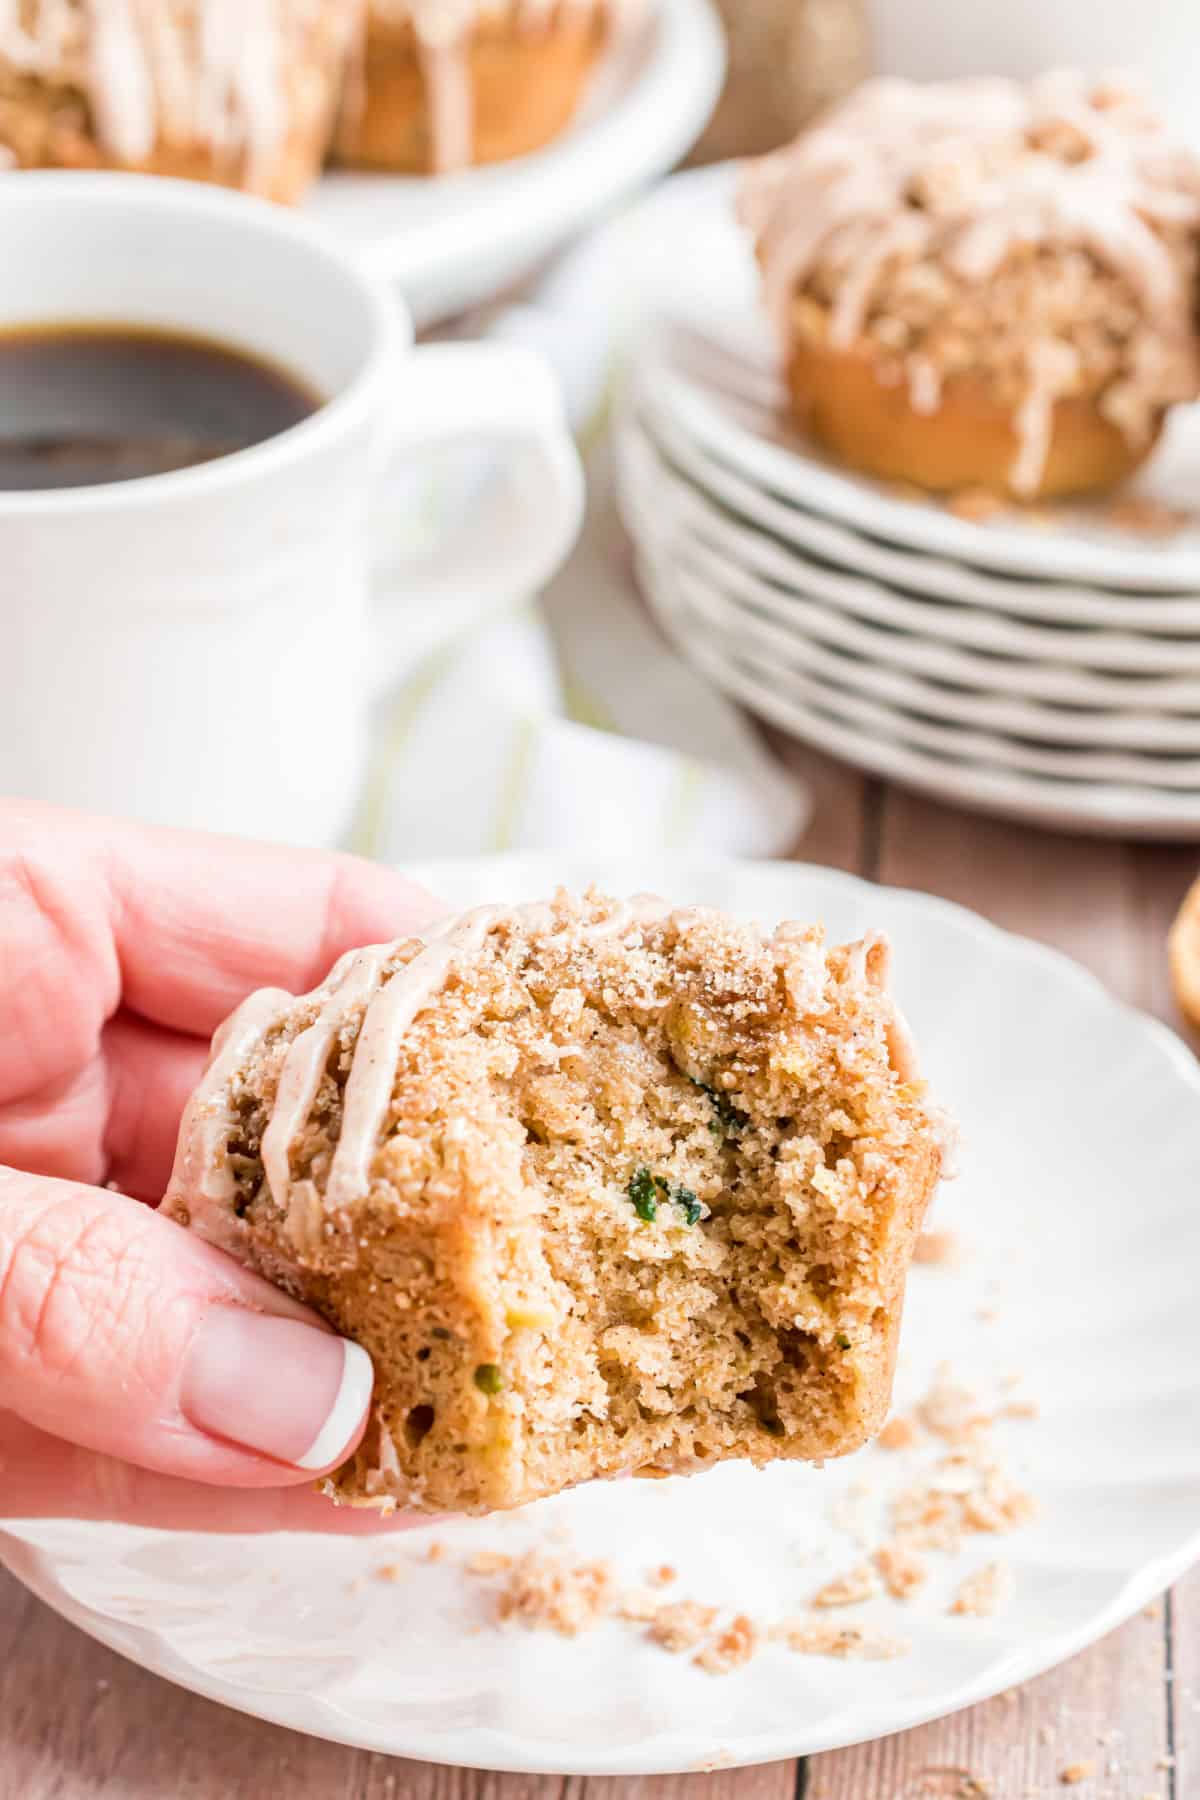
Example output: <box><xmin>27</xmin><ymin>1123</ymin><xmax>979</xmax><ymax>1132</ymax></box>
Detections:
<box><xmin>739</xmin><ymin>72</ymin><xmax>1200</xmax><ymax>500</ymax></box>
<box><xmin>0</xmin><ymin>0</ymin><xmax>355</xmax><ymax>201</ymax></box>
<box><xmin>335</xmin><ymin>0</ymin><xmax>638</xmax><ymax>176</ymax></box>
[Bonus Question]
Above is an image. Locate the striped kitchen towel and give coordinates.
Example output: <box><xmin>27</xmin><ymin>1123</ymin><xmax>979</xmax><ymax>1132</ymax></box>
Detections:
<box><xmin>350</xmin><ymin>206</ymin><xmax>809</xmax><ymax>863</ymax></box>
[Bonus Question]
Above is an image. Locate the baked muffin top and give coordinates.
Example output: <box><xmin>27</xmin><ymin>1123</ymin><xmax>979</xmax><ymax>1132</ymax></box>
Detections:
<box><xmin>740</xmin><ymin>72</ymin><xmax>1200</xmax><ymax>492</ymax></box>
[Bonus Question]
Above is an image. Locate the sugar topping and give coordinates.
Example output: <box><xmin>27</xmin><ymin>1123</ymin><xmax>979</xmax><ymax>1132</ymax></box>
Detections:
<box><xmin>740</xmin><ymin>71</ymin><xmax>1200</xmax><ymax>493</ymax></box>
<box><xmin>163</xmin><ymin>892</ymin><xmax>924</xmax><ymax>1255</ymax></box>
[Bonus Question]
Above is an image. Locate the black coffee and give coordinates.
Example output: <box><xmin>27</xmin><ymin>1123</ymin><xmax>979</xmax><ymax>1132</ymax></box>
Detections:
<box><xmin>0</xmin><ymin>325</ymin><xmax>321</xmax><ymax>490</ymax></box>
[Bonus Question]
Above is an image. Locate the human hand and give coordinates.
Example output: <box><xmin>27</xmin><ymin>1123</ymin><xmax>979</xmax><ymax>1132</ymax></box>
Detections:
<box><xmin>0</xmin><ymin>801</ymin><xmax>441</xmax><ymax>1531</ymax></box>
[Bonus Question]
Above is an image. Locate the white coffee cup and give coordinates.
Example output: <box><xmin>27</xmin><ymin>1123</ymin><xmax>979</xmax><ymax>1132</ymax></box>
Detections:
<box><xmin>0</xmin><ymin>173</ymin><xmax>584</xmax><ymax>847</ymax></box>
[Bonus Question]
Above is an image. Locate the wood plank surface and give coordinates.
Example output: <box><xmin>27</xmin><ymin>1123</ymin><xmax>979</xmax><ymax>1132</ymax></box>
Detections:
<box><xmin>1</xmin><ymin>749</ymin><xmax>1195</xmax><ymax>1800</ymax></box>
<box><xmin>804</xmin><ymin>781</ymin><xmax>1190</xmax><ymax>1800</ymax></box>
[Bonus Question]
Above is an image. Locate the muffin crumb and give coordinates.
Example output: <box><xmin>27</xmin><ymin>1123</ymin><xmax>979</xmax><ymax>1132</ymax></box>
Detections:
<box><xmin>694</xmin><ymin>1614</ymin><xmax>759</xmax><ymax>1674</ymax></box>
<box><xmin>950</xmin><ymin>1561</ymin><xmax>1010</xmax><ymax>1618</ymax></box>
<box><xmin>877</xmin><ymin>1415</ymin><xmax>919</xmax><ymax>1451</ymax></box>
<box><xmin>873</xmin><ymin>1541</ymin><xmax>927</xmax><ymax>1601</ymax></box>
<box><xmin>497</xmin><ymin>1551</ymin><xmax>616</xmax><ymax>1637</ymax></box>
<box><xmin>812</xmin><ymin>1563</ymin><xmax>879</xmax><ymax>1608</ymax></box>
<box><xmin>648</xmin><ymin>1600</ymin><xmax>720</xmax><ymax>1653</ymax></box>
<box><xmin>773</xmin><ymin>1617</ymin><xmax>911</xmax><ymax>1660</ymax></box>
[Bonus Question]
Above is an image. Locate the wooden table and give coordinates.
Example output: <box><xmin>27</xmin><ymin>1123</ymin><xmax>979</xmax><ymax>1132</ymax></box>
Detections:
<box><xmin>3</xmin><ymin>743</ymin><xmax>1196</xmax><ymax>1799</ymax></box>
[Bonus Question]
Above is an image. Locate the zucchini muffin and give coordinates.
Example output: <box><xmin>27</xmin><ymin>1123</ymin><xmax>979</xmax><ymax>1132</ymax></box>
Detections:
<box><xmin>0</xmin><ymin>0</ymin><xmax>355</xmax><ymax>202</ymax></box>
<box><xmin>162</xmin><ymin>891</ymin><xmax>947</xmax><ymax>1515</ymax></box>
<box><xmin>739</xmin><ymin>72</ymin><xmax>1200</xmax><ymax>500</ymax></box>
<box><xmin>334</xmin><ymin>0</ymin><xmax>633</xmax><ymax>175</ymax></box>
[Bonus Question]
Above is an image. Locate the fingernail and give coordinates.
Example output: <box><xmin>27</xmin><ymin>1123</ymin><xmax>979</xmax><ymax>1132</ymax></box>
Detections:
<box><xmin>181</xmin><ymin>1309</ymin><xmax>374</xmax><ymax>1470</ymax></box>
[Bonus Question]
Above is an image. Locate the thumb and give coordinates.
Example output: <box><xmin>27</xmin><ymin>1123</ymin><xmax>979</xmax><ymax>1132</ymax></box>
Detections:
<box><xmin>0</xmin><ymin>1166</ymin><xmax>372</xmax><ymax>1488</ymax></box>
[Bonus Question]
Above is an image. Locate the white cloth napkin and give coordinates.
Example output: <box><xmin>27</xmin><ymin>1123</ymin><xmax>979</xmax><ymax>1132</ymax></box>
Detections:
<box><xmin>349</xmin><ymin>219</ymin><xmax>809</xmax><ymax>865</ymax></box>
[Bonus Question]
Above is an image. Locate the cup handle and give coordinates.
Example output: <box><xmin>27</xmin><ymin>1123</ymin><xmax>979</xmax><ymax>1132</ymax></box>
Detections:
<box><xmin>367</xmin><ymin>341</ymin><xmax>584</xmax><ymax>699</ymax></box>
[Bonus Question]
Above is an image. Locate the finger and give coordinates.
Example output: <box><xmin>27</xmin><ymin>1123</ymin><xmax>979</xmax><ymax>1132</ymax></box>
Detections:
<box><xmin>0</xmin><ymin>1413</ymin><xmax>420</xmax><ymax>1533</ymax></box>
<box><xmin>0</xmin><ymin>1166</ymin><xmax>373</xmax><ymax>1488</ymax></box>
<box><xmin>0</xmin><ymin>1013</ymin><xmax>204</xmax><ymax>1195</ymax></box>
<box><xmin>0</xmin><ymin>798</ymin><xmax>442</xmax><ymax>1105</ymax></box>
<box><xmin>104</xmin><ymin>816</ymin><xmax>443</xmax><ymax>1036</ymax></box>
<box><xmin>102</xmin><ymin>1012</ymin><xmax>209</xmax><ymax>1200</ymax></box>
<box><xmin>0</xmin><ymin>1056</ymin><xmax>109</xmax><ymax>1186</ymax></box>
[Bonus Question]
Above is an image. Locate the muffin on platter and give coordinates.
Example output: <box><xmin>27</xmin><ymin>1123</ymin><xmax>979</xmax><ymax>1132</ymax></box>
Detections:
<box><xmin>334</xmin><ymin>0</ymin><xmax>638</xmax><ymax>175</ymax></box>
<box><xmin>739</xmin><ymin>72</ymin><xmax>1200</xmax><ymax>500</ymax></box>
<box><xmin>162</xmin><ymin>889</ymin><xmax>948</xmax><ymax>1516</ymax></box>
<box><xmin>0</xmin><ymin>0</ymin><xmax>354</xmax><ymax>201</ymax></box>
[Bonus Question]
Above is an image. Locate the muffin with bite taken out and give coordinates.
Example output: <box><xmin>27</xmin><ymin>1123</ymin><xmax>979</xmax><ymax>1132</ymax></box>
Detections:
<box><xmin>162</xmin><ymin>889</ymin><xmax>949</xmax><ymax>1515</ymax></box>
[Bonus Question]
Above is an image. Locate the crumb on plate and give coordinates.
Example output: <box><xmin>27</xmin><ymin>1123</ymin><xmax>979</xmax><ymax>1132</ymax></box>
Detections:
<box><xmin>648</xmin><ymin>1599</ymin><xmax>720</xmax><ymax>1652</ymax></box>
<box><xmin>773</xmin><ymin>1617</ymin><xmax>911</xmax><ymax>1660</ymax></box>
<box><xmin>950</xmin><ymin>1561</ymin><xmax>1010</xmax><ymax>1618</ymax></box>
<box><xmin>497</xmin><ymin>1551</ymin><xmax>616</xmax><ymax>1637</ymax></box>
<box><xmin>873</xmin><ymin>1540</ymin><xmax>928</xmax><ymax>1600</ymax></box>
<box><xmin>694</xmin><ymin>1614</ymin><xmax>759</xmax><ymax>1674</ymax></box>
<box><xmin>812</xmin><ymin>1563</ymin><xmax>879</xmax><ymax>1608</ymax></box>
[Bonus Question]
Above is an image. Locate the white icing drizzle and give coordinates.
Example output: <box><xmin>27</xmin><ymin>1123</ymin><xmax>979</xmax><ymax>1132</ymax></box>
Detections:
<box><xmin>163</xmin><ymin>897</ymin><xmax>924</xmax><ymax>1248</ymax></box>
<box><xmin>0</xmin><ymin>0</ymin><xmax>351</xmax><ymax>181</ymax></box>
<box><xmin>162</xmin><ymin>982</ymin><xmax>293</xmax><ymax>1252</ymax></box>
<box><xmin>740</xmin><ymin>71</ymin><xmax>1200</xmax><ymax>493</ymax></box>
<box><xmin>85</xmin><ymin>0</ymin><xmax>155</xmax><ymax>159</ymax></box>
<box><xmin>325</xmin><ymin>905</ymin><xmax>511</xmax><ymax>1208</ymax></box>
<box><xmin>417</xmin><ymin>33</ymin><xmax>470</xmax><ymax>176</ymax></box>
<box><xmin>259</xmin><ymin>944</ymin><xmax>389</xmax><ymax>1210</ymax></box>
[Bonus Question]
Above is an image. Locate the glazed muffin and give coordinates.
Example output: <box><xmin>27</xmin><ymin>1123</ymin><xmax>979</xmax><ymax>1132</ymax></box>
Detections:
<box><xmin>0</xmin><ymin>0</ymin><xmax>356</xmax><ymax>202</ymax></box>
<box><xmin>334</xmin><ymin>0</ymin><xmax>633</xmax><ymax>175</ymax></box>
<box><xmin>162</xmin><ymin>889</ymin><xmax>948</xmax><ymax>1515</ymax></box>
<box><xmin>739</xmin><ymin>73</ymin><xmax>1200</xmax><ymax>501</ymax></box>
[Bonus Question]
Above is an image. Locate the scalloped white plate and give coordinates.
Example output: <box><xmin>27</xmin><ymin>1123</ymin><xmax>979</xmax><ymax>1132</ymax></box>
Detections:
<box><xmin>5</xmin><ymin>854</ymin><xmax>1200</xmax><ymax>1773</ymax></box>
<box><xmin>633</xmin><ymin>166</ymin><xmax>1200</xmax><ymax>593</ymax></box>
<box><xmin>303</xmin><ymin>0</ymin><xmax>725</xmax><ymax>326</ymax></box>
<box><xmin>638</xmin><ymin>381</ymin><xmax>1200</xmax><ymax>635</ymax></box>
<box><xmin>634</xmin><ymin>552</ymin><xmax>1200</xmax><ymax>835</ymax></box>
<box><xmin>619</xmin><ymin>406</ymin><xmax>1200</xmax><ymax>678</ymax></box>
<box><xmin>619</xmin><ymin>408</ymin><xmax>1200</xmax><ymax>737</ymax></box>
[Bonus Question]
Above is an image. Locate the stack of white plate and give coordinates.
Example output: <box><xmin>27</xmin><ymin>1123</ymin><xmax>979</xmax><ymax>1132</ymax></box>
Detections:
<box><xmin>611</xmin><ymin>166</ymin><xmax>1200</xmax><ymax>837</ymax></box>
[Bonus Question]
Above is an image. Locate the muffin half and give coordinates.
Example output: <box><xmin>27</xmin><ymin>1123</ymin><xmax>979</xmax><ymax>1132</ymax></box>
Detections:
<box><xmin>162</xmin><ymin>890</ymin><xmax>948</xmax><ymax>1514</ymax></box>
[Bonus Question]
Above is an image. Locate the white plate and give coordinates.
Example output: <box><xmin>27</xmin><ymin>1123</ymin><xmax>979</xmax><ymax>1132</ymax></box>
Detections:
<box><xmin>632</xmin><ymin>166</ymin><xmax>1200</xmax><ymax>593</ymax></box>
<box><xmin>639</xmin><ymin>383</ymin><xmax>1200</xmax><ymax>634</ymax></box>
<box><xmin>303</xmin><ymin>0</ymin><xmax>725</xmax><ymax>326</ymax></box>
<box><xmin>668</xmin><ymin>556</ymin><xmax>1200</xmax><ymax>754</ymax></box>
<box><xmin>635</xmin><ymin>561</ymin><xmax>1200</xmax><ymax>835</ymax></box>
<box><xmin>636</xmin><ymin>543</ymin><xmax>1200</xmax><ymax>790</ymax></box>
<box><xmin>618</xmin><ymin>410</ymin><xmax>1200</xmax><ymax>677</ymax></box>
<box><xmin>626</xmin><ymin>410</ymin><xmax>1200</xmax><ymax>714</ymax></box>
<box><xmin>6</xmin><ymin>853</ymin><xmax>1200</xmax><ymax>1767</ymax></box>
<box><xmin>618</xmin><ymin>414</ymin><xmax>1200</xmax><ymax>749</ymax></box>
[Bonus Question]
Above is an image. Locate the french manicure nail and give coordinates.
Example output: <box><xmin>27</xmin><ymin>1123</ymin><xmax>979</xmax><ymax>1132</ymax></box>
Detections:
<box><xmin>181</xmin><ymin>1308</ymin><xmax>373</xmax><ymax>1469</ymax></box>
